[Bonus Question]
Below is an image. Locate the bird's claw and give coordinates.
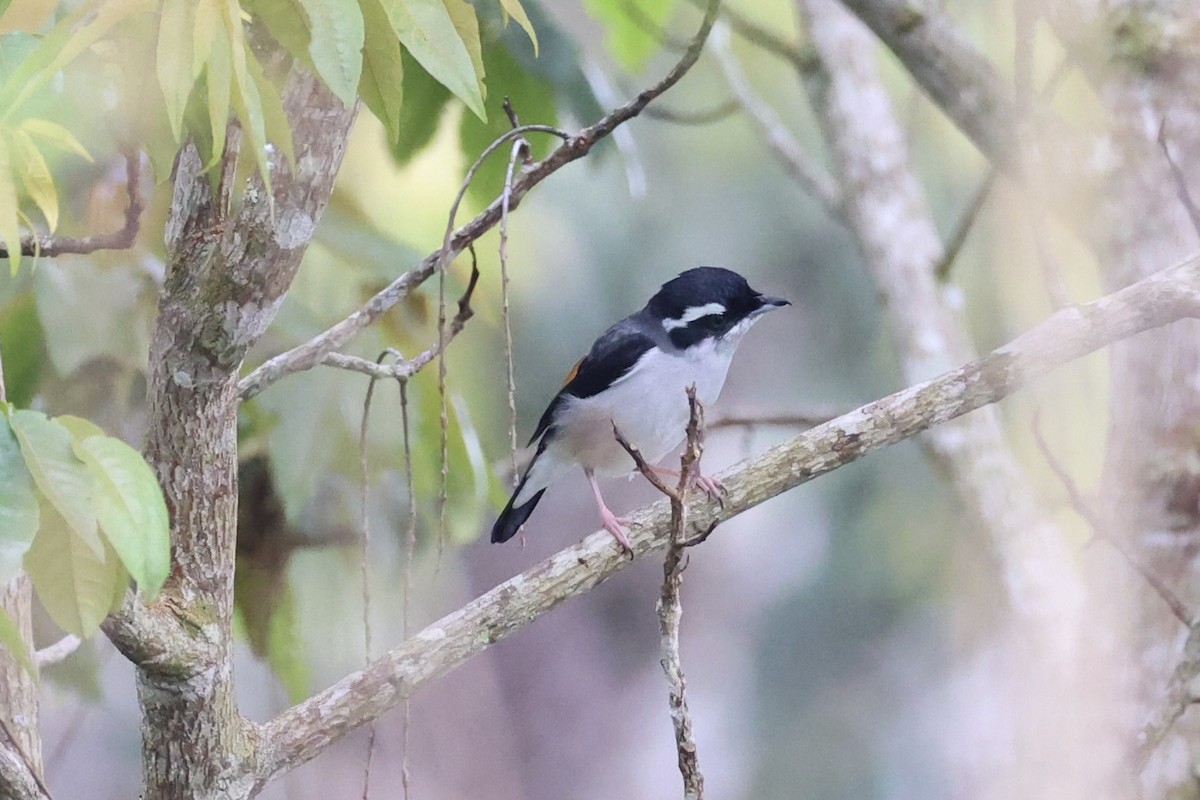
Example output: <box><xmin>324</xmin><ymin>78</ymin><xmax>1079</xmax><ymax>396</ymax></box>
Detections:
<box><xmin>692</xmin><ymin>473</ymin><xmax>727</xmax><ymax>506</ymax></box>
<box><xmin>599</xmin><ymin>508</ymin><xmax>635</xmax><ymax>556</ymax></box>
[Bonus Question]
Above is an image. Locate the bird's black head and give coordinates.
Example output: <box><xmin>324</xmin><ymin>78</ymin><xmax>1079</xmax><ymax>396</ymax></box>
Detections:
<box><xmin>646</xmin><ymin>266</ymin><xmax>789</xmax><ymax>349</ymax></box>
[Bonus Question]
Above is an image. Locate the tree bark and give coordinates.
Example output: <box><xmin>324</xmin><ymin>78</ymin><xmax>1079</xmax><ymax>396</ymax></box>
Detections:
<box><xmin>112</xmin><ymin>61</ymin><xmax>357</xmax><ymax>798</ymax></box>
<box><xmin>0</xmin><ymin>577</ymin><xmax>44</xmax><ymax>800</ymax></box>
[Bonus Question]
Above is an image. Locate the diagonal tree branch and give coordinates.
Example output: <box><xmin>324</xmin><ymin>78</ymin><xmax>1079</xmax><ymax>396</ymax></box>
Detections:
<box><xmin>237</xmin><ymin>0</ymin><xmax>724</xmax><ymax>402</ymax></box>
<box><xmin>0</xmin><ymin>151</ymin><xmax>143</xmax><ymax>260</ymax></box>
<box><xmin>249</xmin><ymin>253</ymin><xmax>1200</xmax><ymax>793</ymax></box>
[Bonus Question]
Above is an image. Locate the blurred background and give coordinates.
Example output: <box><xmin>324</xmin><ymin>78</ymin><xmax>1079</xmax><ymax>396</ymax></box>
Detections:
<box><xmin>1</xmin><ymin>0</ymin><xmax>1116</xmax><ymax>797</ymax></box>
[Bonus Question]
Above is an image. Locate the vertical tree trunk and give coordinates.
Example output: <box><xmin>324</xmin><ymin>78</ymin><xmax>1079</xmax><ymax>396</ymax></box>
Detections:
<box><xmin>128</xmin><ymin>59</ymin><xmax>357</xmax><ymax>798</ymax></box>
<box><xmin>0</xmin><ymin>577</ymin><xmax>42</xmax><ymax>779</ymax></box>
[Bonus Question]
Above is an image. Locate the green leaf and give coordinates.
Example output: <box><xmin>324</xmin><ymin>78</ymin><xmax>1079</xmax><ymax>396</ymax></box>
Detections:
<box><xmin>0</xmin><ymin>413</ymin><xmax>39</xmax><ymax>586</ymax></box>
<box><xmin>383</xmin><ymin>0</ymin><xmax>485</xmax><ymax>119</ymax></box>
<box><xmin>459</xmin><ymin>41</ymin><xmax>556</xmax><ymax>207</ymax></box>
<box><xmin>0</xmin><ymin>133</ymin><xmax>21</xmax><ymax>274</ymax></box>
<box><xmin>72</xmin><ymin>435</ymin><xmax>170</xmax><ymax>599</ymax></box>
<box><xmin>0</xmin><ymin>34</ymin><xmax>38</xmax><ymax>90</ymax></box>
<box><xmin>246</xmin><ymin>44</ymin><xmax>295</xmax><ymax>169</ymax></box>
<box><xmin>206</xmin><ymin>24</ymin><xmax>234</xmax><ymax>167</ymax></box>
<box><xmin>582</xmin><ymin>0</ymin><xmax>676</xmax><ymax>72</ymax></box>
<box><xmin>10</xmin><ymin>129</ymin><xmax>57</xmax><ymax>231</ymax></box>
<box><xmin>498</xmin><ymin>0</ymin><xmax>538</xmax><ymax>56</ymax></box>
<box><xmin>388</xmin><ymin>51</ymin><xmax>451</xmax><ymax>164</ymax></box>
<box><xmin>245</xmin><ymin>0</ymin><xmax>313</xmax><ymax>69</ymax></box>
<box><xmin>193</xmin><ymin>0</ymin><xmax>222</xmax><ymax>76</ymax></box>
<box><xmin>297</xmin><ymin>0</ymin><xmax>364</xmax><ymax>104</ymax></box>
<box><xmin>0</xmin><ymin>607</ymin><xmax>34</xmax><ymax>678</ymax></box>
<box><xmin>9</xmin><ymin>409</ymin><xmax>101</xmax><ymax>557</ymax></box>
<box><xmin>0</xmin><ymin>292</ymin><xmax>46</xmax><ymax>407</ymax></box>
<box><xmin>25</xmin><ymin>502</ymin><xmax>124</xmax><ymax>636</ymax></box>
<box><xmin>443</xmin><ymin>0</ymin><xmax>484</xmax><ymax>98</ymax></box>
<box><xmin>358</xmin><ymin>0</ymin><xmax>405</xmax><ymax>143</ymax></box>
<box><xmin>18</xmin><ymin>119</ymin><xmax>92</xmax><ymax>163</ymax></box>
<box><xmin>222</xmin><ymin>1</ymin><xmax>273</xmax><ymax>195</ymax></box>
<box><xmin>158</xmin><ymin>0</ymin><xmax>198</xmax><ymax>139</ymax></box>
<box><xmin>54</xmin><ymin>415</ymin><xmax>105</xmax><ymax>442</ymax></box>
<box><xmin>0</xmin><ymin>0</ymin><xmax>156</xmax><ymax>120</ymax></box>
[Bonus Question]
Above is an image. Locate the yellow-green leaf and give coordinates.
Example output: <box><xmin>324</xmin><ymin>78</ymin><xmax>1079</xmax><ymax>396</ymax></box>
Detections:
<box><xmin>443</xmin><ymin>0</ymin><xmax>484</xmax><ymax>100</ymax></box>
<box><xmin>74</xmin><ymin>435</ymin><xmax>170</xmax><ymax>600</ymax></box>
<box><xmin>498</xmin><ymin>0</ymin><xmax>537</xmax><ymax>56</ymax></box>
<box><xmin>1</xmin><ymin>0</ymin><xmax>156</xmax><ymax>119</ymax></box>
<box><xmin>25</xmin><ymin>502</ymin><xmax>124</xmax><ymax>636</ymax></box>
<box><xmin>18</xmin><ymin>119</ymin><xmax>92</xmax><ymax>163</ymax></box>
<box><xmin>0</xmin><ymin>607</ymin><xmax>34</xmax><ymax>678</ymax></box>
<box><xmin>384</xmin><ymin>0</ymin><xmax>485</xmax><ymax>120</ymax></box>
<box><xmin>206</xmin><ymin>26</ymin><xmax>234</xmax><ymax>168</ymax></box>
<box><xmin>10</xmin><ymin>130</ymin><xmax>57</xmax><ymax>231</ymax></box>
<box><xmin>158</xmin><ymin>0</ymin><xmax>198</xmax><ymax>139</ymax></box>
<box><xmin>246</xmin><ymin>41</ymin><xmax>295</xmax><ymax>169</ymax></box>
<box><xmin>359</xmin><ymin>0</ymin><xmax>405</xmax><ymax>142</ymax></box>
<box><xmin>193</xmin><ymin>0</ymin><xmax>221</xmax><ymax>76</ymax></box>
<box><xmin>9</xmin><ymin>409</ymin><xmax>101</xmax><ymax>557</ymax></box>
<box><xmin>0</xmin><ymin>412</ymin><xmax>39</xmax><ymax>585</ymax></box>
<box><xmin>0</xmin><ymin>134</ymin><xmax>20</xmax><ymax>274</ymax></box>
<box><xmin>297</xmin><ymin>0</ymin><xmax>364</xmax><ymax>105</ymax></box>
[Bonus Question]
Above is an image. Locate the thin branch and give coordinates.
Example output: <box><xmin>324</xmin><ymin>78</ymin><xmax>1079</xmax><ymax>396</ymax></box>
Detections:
<box><xmin>250</xmin><ymin>254</ymin><xmax>1200</xmax><ymax>792</ymax></box>
<box><xmin>500</xmin><ymin>137</ymin><xmax>522</xmax><ymax>488</ymax></box>
<box><xmin>397</xmin><ymin>378</ymin><xmax>416</xmax><ymax>800</ymax></box>
<box><xmin>935</xmin><ymin>170</ymin><xmax>994</xmax><ymax>281</ymax></box>
<box><xmin>0</xmin><ymin>151</ymin><xmax>143</xmax><ymax>260</ymax></box>
<box><xmin>707</xmin><ymin>406</ymin><xmax>848</xmax><ymax>430</ymax></box>
<box><xmin>1029</xmin><ymin>413</ymin><xmax>1191</xmax><ymax>625</ymax></box>
<box><xmin>318</xmin><ymin>264</ymin><xmax>481</xmax><ymax>382</ymax></box>
<box><xmin>657</xmin><ymin>387</ymin><xmax>707</xmax><ymax>798</ymax></box>
<box><xmin>711</xmin><ymin>23</ymin><xmax>844</xmax><ymax>217</ymax></box>
<box><xmin>238</xmin><ymin>0</ymin><xmax>722</xmax><ymax>401</ymax></box>
<box><xmin>1157</xmin><ymin>118</ymin><xmax>1200</xmax><ymax>242</ymax></box>
<box><xmin>32</xmin><ymin>635</ymin><xmax>81</xmax><ymax>669</ymax></box>
<box><xmin>643</xmin><ymin>99</ymin><xmax>741</xmax><ymax>125</ymax></box>
<box><xmin>357</xmin><ymin>352</ymin><xmax>395</xmax><ymax>799</ymax></box>
<box><xmin>1135</xmin><ymin>622</ymin><xmax>1200</xmax><ymax>770</ymax></box>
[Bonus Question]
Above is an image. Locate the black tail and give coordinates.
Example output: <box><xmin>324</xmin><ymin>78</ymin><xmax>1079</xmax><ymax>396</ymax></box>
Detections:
<box><xmin>491</xmin><ymin>483</ymin><xmax>546</xmax><ymax>543</ymax></box>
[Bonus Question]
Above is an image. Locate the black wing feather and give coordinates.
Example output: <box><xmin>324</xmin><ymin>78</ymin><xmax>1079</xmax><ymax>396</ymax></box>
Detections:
<box><xmin>528</xmin><ymin>321</ymin><xmax>657</xmax><ymax>445</ymax></box>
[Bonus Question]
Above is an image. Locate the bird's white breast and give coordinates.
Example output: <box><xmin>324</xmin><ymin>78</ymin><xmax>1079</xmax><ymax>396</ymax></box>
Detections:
<box><xmin>555</xmin><ymin>332</ymin><xmax>743</xmax><ymax>476</ymax></box>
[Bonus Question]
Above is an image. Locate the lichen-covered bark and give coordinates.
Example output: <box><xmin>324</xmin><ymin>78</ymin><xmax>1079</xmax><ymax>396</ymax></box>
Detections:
<box><xmin>119</xmin><ymin>61</ymin><xmax>357</xmax><ymax>799</ymax></box>
<box><xmin>1075</xmin><ymin>2</ymin><xmax>1200</xmax><ymax>791</ymax></box>
<box><xmin>0</xmin><ymin>577</ymin><xmax>42</xmax><ymax>798</ymax></box>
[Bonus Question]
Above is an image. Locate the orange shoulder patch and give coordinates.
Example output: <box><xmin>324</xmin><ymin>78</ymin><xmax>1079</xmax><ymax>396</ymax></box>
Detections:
<box><xmin>563</xmin><ymin>356</ymin><xmax>585</xmax><ymax>387</ymax></box>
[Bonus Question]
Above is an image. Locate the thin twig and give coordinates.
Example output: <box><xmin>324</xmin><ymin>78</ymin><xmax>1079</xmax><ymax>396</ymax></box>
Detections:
<box><xmin>0</xmin><ymin>717</ymin><xmax>51</xmax><ymax>800</ymax></box>
<box><xmin>643</xmin><ymin>99</ymin><xmax>740</xmax><ymax>125</ymax></box>
<box><xmin>711</xmin><ymin>23</ymin><xmax>844</xmax><ymax>217</ymax></box>
<box><xmin>613</xmin><ymin>387</ymin><xmax>708</xmax><ymax>798</ymax></box>
<box><xmin>32</xmin><ymin>635</ymin><xmax>81</xmax><ymax>668</ymax></box>
<box><xmin>238</xmin><ymin>0</ymin><xmax>721</xmax><ymax>401</ymax></box>
<box><xmin>0</xmin><ymin>339</ymin><xmax>6</xmax><ymax>404</ymax></box>
<box><xmin>0</xmin><ymin>150</ymin><xmax>143</xmax><ymax>260</ymax></box>
<box><xmin>1157</xmin><ymin>118</ymin><xmax>1200</xmax><ymax>243</ymax></box>
<box><xmin>935</xmin><ymin>170</ymin><xmax>995</xmax><ymax>281</ymax></box>
<box><xmin>1030</xmin><ymin>412</ymin><xmax>1191</xmax><ymax>625</ymax></box>
<box><xmin>398</xmin><ymin>378</ymin><xmax>417</xmax><ymax>800</ymax></box>
<box><xmin>358</xmin><ymin>352</ymin><xmax>396</xmax><ymax>799</ymax></box>
<box><xmin>707</xmin><ymin>406</ymin><xmax>848</xmax><ymax>430</ymax></box>
<box><xmin>322</xmin><ymin>266</ymin><xmax>482</xmax><ymax>383</ymax></box>
<box><xmin>500</xmin><ymin>127</ymin><xmax>525</xmax><ymax>491</ymax></box>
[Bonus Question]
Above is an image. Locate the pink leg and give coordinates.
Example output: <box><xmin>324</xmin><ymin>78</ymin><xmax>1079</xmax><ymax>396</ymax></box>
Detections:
<box><xmin>586</xmin><ymin>469</ymin><xmax>633</xmax><ymax>552</ymax></box>
<box><xmin>649</xmin><ymin>465</ymin><xmax>726</xmax><ymax>500</ymax></box>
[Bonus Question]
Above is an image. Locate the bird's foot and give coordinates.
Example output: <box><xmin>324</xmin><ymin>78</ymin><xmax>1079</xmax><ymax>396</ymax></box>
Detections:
<box><xmin>693</xmin><ymin>473</ymin><xmax>727</xmax><ymax>503</ymax></box>
<box><xmin>598</xmin><ymin>507</ymin><xmax>634</xmax><ymax>554</ymax></box>
<box><xmin>651</xmin><ymin>466</ymin><xmax>726</xmax><ymax>504</ymax></box>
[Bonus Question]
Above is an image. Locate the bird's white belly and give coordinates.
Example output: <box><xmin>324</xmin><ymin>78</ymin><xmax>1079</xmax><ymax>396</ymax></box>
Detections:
<box><xmin>556</xmin><ymin>343</ymin><xmax>733</xmax><ymax>475</ymax></box>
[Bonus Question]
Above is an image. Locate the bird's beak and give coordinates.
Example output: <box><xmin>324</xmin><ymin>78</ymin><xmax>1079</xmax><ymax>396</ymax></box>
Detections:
<box><xmin>755</xmin><ymin>295</ymin><xmax>790</xmax><ymax>313</ymax></box>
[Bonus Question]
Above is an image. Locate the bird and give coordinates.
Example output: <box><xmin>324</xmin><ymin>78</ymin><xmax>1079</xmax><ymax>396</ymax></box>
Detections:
<box><xmin>490</xmin><ymin>266</ymin><xmax>789</xmax><ymax>550</ymax></box>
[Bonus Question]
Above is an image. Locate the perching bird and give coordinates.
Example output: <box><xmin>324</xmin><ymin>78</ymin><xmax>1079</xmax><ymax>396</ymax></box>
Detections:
<box><xmin>490</xmin><ymin>266</ymin><xmax>789</xmax><ymax>550</ymax></box>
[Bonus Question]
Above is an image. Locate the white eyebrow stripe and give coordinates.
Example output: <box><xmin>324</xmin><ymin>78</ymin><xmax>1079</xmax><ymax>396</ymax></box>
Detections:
<box><xmin>661</xmin><ymin>302</ymin><xmax>726</xmax><ymax>331</ymax></box>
